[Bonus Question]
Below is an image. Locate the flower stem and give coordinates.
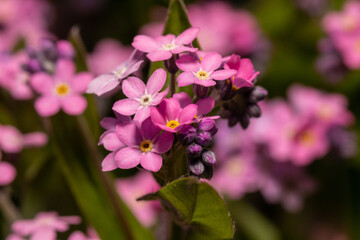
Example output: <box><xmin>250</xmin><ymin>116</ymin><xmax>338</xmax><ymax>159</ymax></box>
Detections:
<box><xmin>170</xmin><ymin>73</ymin><xmax>176</xmax><ymax>97</ymax></box>
<box><xmin>0</xmin><ymin>189</ymin><xmax>22</xmax><ymax>223</ymax></box>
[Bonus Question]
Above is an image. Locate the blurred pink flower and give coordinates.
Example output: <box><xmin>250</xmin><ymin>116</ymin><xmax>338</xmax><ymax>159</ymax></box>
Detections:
<box><xmin>68</xmin><ymin>228</ymin><xmax>99</xmax><ymax>240</ymax></box>
<box><xmin>0</xmin><ymin>160</ymin><xmax>16</xmax><ymax>186</ymax></box>
<box><xmin>176</xmin><ymin>52</ymin><xmax>237</xmax><ymax>87</ymax></box>
<box><xmin>112</xmin><ymin>69</ymin><xmax>168</xmax><ymax>123</ymax></box>
<box><xmin>333</xmin><ymin>33</ymin><xmax>360</xmax><ymax>69</ymax></box>
<box><xmin>132</xmin><ymin>27</ymin><xmax>199</xmax><ymax>62</ymax></box>
<box><xmin>116</xmin><ymin>171</ymin><xmax>161</xmax><ymax>227</ymax></box>
<box><xmin>11</xmin><ymin>212</ymin><xmax>81</xmax><ymax>240</ymax></box>
<box><xmin>115</xmin><ymin>118</ymin><xmax>174</xmax><ymax>172</ymax></box>
<box><xmin>30</xmin><ymin>60</ymin><xmax>93</xmax><ymax>116</ymax></box>
<box><xmin>150</xmin><ymin>98</ymin><xmax>198</xmax><ymax>133</ymax></box>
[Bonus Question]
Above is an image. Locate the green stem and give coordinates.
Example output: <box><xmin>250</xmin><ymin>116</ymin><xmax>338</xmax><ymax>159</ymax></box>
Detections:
<box><xmin>0</xmin><ymin>189</ymin><xmax>22</xmax><ymax>223</ymax></box>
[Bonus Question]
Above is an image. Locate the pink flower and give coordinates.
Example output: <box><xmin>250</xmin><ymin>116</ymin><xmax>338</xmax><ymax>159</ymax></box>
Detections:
<box><xmin>173</xmin><ymin>92</ymin><xmax>219</xmax><ymax>121</ymax></box>
<box><xmin>150</xmin><ymin>98</ymin><xmax>198</xmax><ymax>133</ymax></box>
<box><xmin>116</xmin><ymin>171</ymin><xmax>161</xmax><ymax>227</ymax></box>
<box><xmin>68</xmin><ymin>228</ymin><xmax>99</xmax><ymax>240</ymax></box>
<box><xmin>115</xmin><ymin>118</ymin><xmax>174</xmax><ymax>172</ymax></box>
<box><xmin>132</xmin><ymin>27</ymin><xmax>199</xmax><ymax>62</ymax></box>
<box><xmin>176</xmin><ymin>52</ymin><xmax>237</xmax><ymax>87</ymax></box>
<box><xmin>11</xmin><ymin>212</ymin><xmax>81</xmax><ymax>240</ymax></box>
<box><xmin>333</xmin><ymin>32</ymin><xmax>360</xmax><ymax>69</ymax></box>
<box><xmin>112</xmin><ymin>68</ymin><xmax>168</xmax><ymax>123</ymax></box>
<box><xmin>224</xmin><ymin>54</ymin><xmax>260</xmax><ymax>89</ymax></box>
<box><xmin>30</xmin><ymin>60</ymin><xmax>93</xmax><ymax>117</ymax></box>
<box><xmin>87</xmin><ymin>50</ymin><xmax>144</xmax><ymax>96</ymax></box>
<box><xmin>99</xmin><ymin>113</ymin><xmax>131</xmax><ymax>172</ymax></box>
<box><xmin>0</xmin><ymin>125</ymin><xmax>47</xmax><ymax>154</ymax></box>
<box><xmin>0</xmin><ymin>160</ymin><xmax>16</xmax><ymax>186</ymax></box>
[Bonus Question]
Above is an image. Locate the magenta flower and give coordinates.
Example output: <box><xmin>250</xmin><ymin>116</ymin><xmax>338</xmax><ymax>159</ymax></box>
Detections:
<box><xmin>224</xmin><ymin>54</ymin><xmax>260</xmax><ymax>89</ymax></box>
<box><xmin>30</xmin><ymin>60</ymin><xmax>93</xmax><ymax>117</ymax></box>
<box><xmin>176</xmin><ymin>52</ymin><xmax>237</xmax><ymax>87</ymax></box>
<box><xmin>150</xmin><ymin>98</ymin><xmax>198</xmax><ymax>133</ymax></box>
<box><xmin>112</xmin><ymin>68</ymin><xmax>168</xmax><ymax>123</ymax></box>
<box><xmin>87</xmin><ymin>50</ymin><xmax>144</xmax><ymax>96</ymax></box>
<box><xmin>173</xmin><ymin>92</ymin><xmax>219</xmax><ymax>121</ymax></box>
<box><xmin>99</xmin><ymin>113</ymin><xmax>131</xmax><ymax>172</ymax></box>
<box><xmin>11</xmin><ymin>212</ymin><xmax>81</xmax><ymax>240</ymax></box>
<box><xmin>115</xmin><ymin>118</ymin><xmax>174</xmax><ymax>172</ymax></box>
<box><xmin>132</xmin><ymin>27</ymin><xmax>199</xmax><ymax>62</ymax></box>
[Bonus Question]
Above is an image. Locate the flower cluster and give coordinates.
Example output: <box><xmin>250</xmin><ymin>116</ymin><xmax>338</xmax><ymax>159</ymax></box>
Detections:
<box><xmin>89</xmin><ymin>26</ymin><xmax>264</xmax><ymax>178</ymax></box>
<box><xmin>210</xmin><ymin>85</ymin><xmax>356</xmax><ymax>211</ymax></box>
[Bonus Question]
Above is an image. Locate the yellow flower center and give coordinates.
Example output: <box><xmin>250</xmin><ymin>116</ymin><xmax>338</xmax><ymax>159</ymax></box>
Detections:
<box><xmin>226</xmin><ymin>157</ymin><xmax>244</xmax><ymax>176</ymax></box>
<box><xmin>195</xmin><ymin>70</ymin><xmax>209</xmax><ymax>80</ymax></box>
<box><xmin>139</xmin><ymin>140</ymin><xmax>153</xmax><ymax>153</ymax></box>
<box><xmin>299</xmin><ymin>130</ymin><xmax>316</xmax><ymax>146</ymax></box>
<box><xmin>166</xmin><ymin>120</ymin><xmax>180</xmax><ymax>129</ymax></box>
<box><xmin>55</xmin><ymin>83</ymin><xmax>70</xmax><ymax>96</ymax></box>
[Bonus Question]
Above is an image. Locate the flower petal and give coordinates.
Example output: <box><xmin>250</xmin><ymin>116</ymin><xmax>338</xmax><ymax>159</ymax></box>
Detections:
<box><xmin>30</xmin><ymin>73</ymin><xmax>54</xmax><ymax>94</ymax></box>
<box><xmin>210</xmin><ymin>69</ymin><xmax>237</xmax><ymax>80</ymax></box>
<box><xmin>35</xmin><ymin>96</ymin><xmax>61</xmax><ymax>117</ymax></box>
<box><xmin>159</xmin><ymin>98</ymin><xmax>180</xmax><ymax>121</ymax></box>
<box><xmin>132</xmin><ymin>35</ymin><xmax>159</xmax><ymax>53</ymax></box>
<box><xmin>102</xmin><ymin>152</ymin><xmax>118</xmax><ymax>172</ymax></box>
<box><xmin>146</xmin><ymin>50</ymin><xmax>172</xmax><ymax>62</ymax></box>
<box><xmin>134</xmin><ymin>107</ymin><xmax>151</xmax><ymax>124</ymax></box>
<box><xmin>173</xmin><ymin>92</ymin><xmax>192</xmax><ymax>108</ymax></box>
<box><xmin>116</xmin><ymin>122</ymin><xmax>142</xmax><ymax>146</ymax></box>
<box><xmin>22</xmin><ymin>133</ymin><xmax>47</xmax><ymax>147</ymax></box>
<box><xmin>177</xmin><ymin>72</ymin><xmax>196</xmax><ymax>87</ymax></box>
<box><xmin>115</xmin><ymin>147</ymin><xmax>141</xmax><ymax>169</ymax></box>
<box><xmin>61</xmin><ymin>95</ymin><xmax>87</xmax><ymax>115</ymax></box>
<box><xmin>71</xmin><ymin>72</ymin><xmax>93</xmax><ymax>93</ymax></box>
<box><xmin>201</xmin><ymin>52</ymin><xmax>222</xmax><ymax>72</ymax></box>
<box><xmin>55</xmin><ymin>60</ymin><xmax>75</xmax><ymax>81</ymax></box>
<box><xmin>171</xmin><ymin>46</ymin><xmax>198</xmax><ymax>54</ymax></box>
<box><xmin>178</xmin><ymin>104</ymin><xmax>198</xmax><ymax>123</ymax></box>
<box><xmin>86</xmin><ymin>73</ymin><xmax>118</xmax><ymax>96</ymax></box>
<box><xmin>194</xmin><ymin>79</ymin><xmax>216</xmax><ymax>87</ymax></box>
<box><xmin>176</xmin><ymin>55</ymin><xmax>200</xmax><ymax>72</ymax></box>
<box><xmin>113</xmin><ymin>99</ymin><xmax>140</xmax><ymax>116</ymax></box>
<box><xmin>122</xmin><ymin>77</ymin><xmax>145</xmax><ymax>98</ymax></box>
<box><xmin>175</xmin><ymin>27</ymin><xmax>200</xmax><ymax>45</ymax></box>
<box><xmin>99</xmin><ymin>131</ymin><xmax>124</xmax><ymax>151</ymax></box>
<box><xmin>151</xmin><ymin>89</ymin><xmax>168</xmax><ymax>106</ymax></box>
<box><xmin>140</xmin><ymin>117</ymin><xmax>160</xmax><ymax>140</ymax></box>
<box><xmin>146</xmin><ymin>68</ymin><xmax>167</xmax><ymax>95</ymax></box>
<box><xmin>150</xmin><ymin>107</ymin><xmax>166</xmax><ymax>126</ymax></box>
<box><xmin>140</xmin><ymin>152</ymin><xmax>162</xmax><ymax>172</ymax></box>
<box><xmin>153</xmin><ymin>132</ymin><xmax>174</xmax><ymax>154</ymax></box>
<box><xmin>30</xmin><ymin>228</ymin><xmax>56</xmax><ymax>240</ymax></box>
<box><xmin>0</xmin><ymin>162</ymin><xmax>16</xmax><ymax>186</ymax></box>
<box><xmin>196</xmin><ymin>97</ymin><xmax>215</xmax><ymax>116</ymax></box>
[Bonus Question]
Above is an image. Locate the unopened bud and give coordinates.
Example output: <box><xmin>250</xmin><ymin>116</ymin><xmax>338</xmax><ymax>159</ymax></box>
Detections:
<box><xmin>198</xmin><ymin>119</ymin><xmax>218</xmax><ymax>136</ymax></box>
<box><xmin>186</xmin><ymin>143</ymin><xmax>203</xmax><ymax>159</ymax></box>
<box><xmin>195</xmin><ymin>131</ymin><xmax>212</xmax><ymax>147</ymax></box>
<box><xmin>202</xmin><ymin>150</ymin><xmax>216</xmax><ymax>165</ymax></box>
<box><xmin>189</xmin><ymin>159</ymin><xmax>205</xmax><ymax>176</ymax></box>
<box><xmin>178</xmin><ymin>125</ymin><xmax>197</xmax><ymax>145</ymax></box>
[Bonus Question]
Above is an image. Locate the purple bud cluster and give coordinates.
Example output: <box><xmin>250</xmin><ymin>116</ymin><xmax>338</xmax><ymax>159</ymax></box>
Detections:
<box><xmin>178</xmin><ymin>119</ymin><xmax>218</xmax><ymax>179</ymax></box>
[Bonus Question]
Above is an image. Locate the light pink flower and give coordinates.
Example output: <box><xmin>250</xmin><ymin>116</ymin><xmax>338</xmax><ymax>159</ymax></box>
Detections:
<box><xmin>0</xmin><ymin>124</ymin><xmax>47</xmax><ymax>154</ymax></box>
<box><xmin>0</xmin><ymin>160</ymin><xmax>16</xmax><ymax>186</ymax></box>
<box><xmin>11</xmin><ymin>212</ymin><xmax>81</xmax><ymax>240</ymax></box>
<box><xmin>68</xmin><ymin>228</ymin><xmax>99</xmax><ymax>240</ymax></box>
<box><xmin>87</xmin><ymin>50</ymin><xmax>143</xmax><ymax>96</ymax></box>
<box><xmin>30</xmin><ymin>60</ymin><xmax>93</xmax><ymax>117</ymax></box>
<box><xmin>99</xmin><ymin>113</ymin><xmax>131</xmax><ymax>172</ymax></box>
<box><xmin>150</xmin><ymin>98</ymin><xmax>198</xmax><ymax>133</ymax></box>
<box><xmin>173</xmin><ymin>92</ymin><xmax>218</xmax><ymax>121</ymax></box>
<box><xmin>115</xmin><ymin>118</ymin><xmax>174</xmax><ymax>172</ymax></box>
<box><xmin>132</xmin><ymin>27</ymin><xmax>199</xmax><ymax>62</ymax></box>
<box><xmin>176</xmin><ymin>52</ymin><xmax>237</xmax><ymax>87</ymax></box>
<box><xmin>224</xmin><ymin>54</ymin><xmax>260</xmax><ymax>89</ymax></box>
<box><xmin>112</xmin><ymin>68</ymin><xmax>168</xmax><ymax>123</ymax></box>
<box><xmin>116</xmin><ymin>171</ymin><xmax>161</xmax><ymax>227</ymax></box>
<box><xmin>333</xmin><ymin>32</ymin><xmax>360</xmax><ymax>69</ymax></box>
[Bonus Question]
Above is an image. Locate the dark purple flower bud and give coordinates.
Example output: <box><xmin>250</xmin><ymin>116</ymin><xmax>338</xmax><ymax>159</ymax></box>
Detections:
<box><xmin>239</xmin><ymin>114</ymin><xmax>250</xmax><ymax>129</ymax></box>
<box><xmin>247</xmin><ymin>104</ymin><xmax>261</xmax><ymax>118</ymax></box>
<box><xmin>202</xmin><ymin>150</ymin><xmax>216</xmax><ymax>165</ymax></box>
<box><xmin>201</xmin><ymin>165</ymin><xmax>213</xmax><ymax>180</ymax></box>
<box><xmin>164</xmin><ymin>55</ymin><xmax>178</xmax><ymax>74</ymax></box>
<box><xmin>178</xmin><ymin>125</ymin><xmax>197</xmax><ymax>145</ymax></box>
<box><xmin>189</xmin><ymin>160</ymin><xmax>205</xmax><ymax>176</ymax></box>
<box><xmin>186</xmin><ymin>143</ymin><xmax>203</xmax><ymax>159</ymax></box>
<box><xmin>198</xmin><ymin>119</ymin><xmax>218</xmax><ymax>136</ymax></box>
<box><xmin>249</xmin><ymin>86</ymin><xmax>268</xmax><ymax>103</ymax></box>
<box><xmin>193</xmin><ymin>84</ymin><xmax>209</xmax><ymax>98</ymax></box>
<box><xmin>195</xmin><ymin>131</ymin><xmax>212</xmax><ymax>147</ymax></box>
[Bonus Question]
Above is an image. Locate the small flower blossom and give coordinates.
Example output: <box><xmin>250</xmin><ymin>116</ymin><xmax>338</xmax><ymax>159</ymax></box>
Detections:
<box><xmin>112</xmin><ymin>68</ymin><xmax>168</xmax><ymax>123</ymax></box>
<box><xmin>30</xmin><ymin>60</ymin><xmax>93</xmax><ymax>117</ymax></box>
<box><xmin>224</xmin><ymin>54</ymin><xmax>260</xmax><ymax>89</ymax></box>
<box><xmin>0</xmin><ymin>159</ymin><xmax>16</xmax><ymax>186</ymax></box>
<box><xmin>176</xmin><ymin>52</ymin><xmax>237</xmax><ymax>87</ymax></box>
<box><xmin>68</xmin><ymin>228</ymin><xmax>99</xmax><ymax>240</ymax></box>
<box><xmin>87</xmin><ymin>50</ymin><xmax>144</xmax><ymax>96</ymax></box>
<box><xmin>150</xmin><ymin>98</ymin><xmax>198</xmax><ymax>133</ymax></box>
<box><xmin>11</xmin><ymin>212</ymin><xmax>81</xmax><ymax>240</ymax></box>
<box><xmin>132</xmin><ymin>27</ymin><xmax>199</xmax><ymax>62</ymax></box>
<box><xmin>115</xmin><ymin>118</ymin><xmax>174</xmax><ymax>172</ymax></box>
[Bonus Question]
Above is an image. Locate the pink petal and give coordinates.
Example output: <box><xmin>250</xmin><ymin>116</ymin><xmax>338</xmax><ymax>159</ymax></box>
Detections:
<box><xmin>101</xmin><ymin>152</ymin><xmax>121</xmax><ymax>172</ymax></box>
<box><xmin>12</xmin><ymin>220</ymin><xmax>37</xmax><ymax>235</ymax></box>
<box><xmin>35</xmin><ymin>96</ymin><xmax>61</xmax><ymax>117</ymax></box>
<box><xmin>59</xmin><ymin>216</ymin><xmax>81</xmax><ymax>225</ymax></box>
<box><xmin>116</xmin><ymin>122</ymin><xmax>142</xmax><ymax>146</ymax></box>
<box><xmin>160</xmin><ymin>98</ymin><xmax>181</xmax><ymax>121</ymax></box>
<box><xmin>210</xmin><ymin>69</ymin><xmax>237</xmax><ymax>80</ymax></box>
<box><xmin>150</xmin><ymin>107</ymin><xmax>166</xmax><ymax>126</ymax></box>
<box><xmin>146</xmin><ymin>68</ymin><xmax>167</xmax><ymax>95</ymax></box>
<box><xmin>0</xmin><ymin>162</ymin><xmax>16</xmax><ymax>186</ymax></box>
<box><xmin>115</xmin><ymin>147</ymin><xmax>142</xmax><ymax>169</ymax></box>
<box><xmin>132</xmin><ymin>35</ymin><xmax>160</xmax><ymax>53</ymax></box>
<box><xmin>140</xmin><ymin>117</ymin><xmax>160</xmax><ymax>140</ymax></box>
<box><xmin>146</xmin><ymin>50</ymin><xmax>172</xmax><ymax>62</ymax></box>
<box><xmin>113</xmin><ymin>99</ymin><xmax>140</xmax><ymax>116</ymax></box>
<box><xmin>238</xmin><ymin>59</ymin><xmax>257</xmax><ymax>79</ymax></box>
<box><xmin>194</xmin><ymin>79</ymin><xmax>216</xmax><ymax>87</ymax></box>
<box><xmin>175</xmin><ymin>27</ymin><xmax>200</xmax><ymax>45</ymax></box>
<box><xmin>30</xmin><ymin>229</ymin><xmax>56</xmax><ymax>240</ymax></box>
<box><xmin>30</xmin><ymin>73</ymin><xmax>54</xmax><ymax>94</ymax></box>
<box><xmin>55</xmin><ymin>60</ymin><xmax>75</xmax><ymax>81</ymax></box>
<box><xmin>100</xmin><ymin>117</ymin><xmax>118</xmax><ymax>130</ymax></box>
<box><xmin>171</xmin><ymin>46</ymin><xmax>198</xmax><ymax>54</ymax></box>
<box><xmin>225</xmin><ymin>54</ymin><xmax>241</xmax><ymax>70</ymax></box>
<box><xmin>173</xmin><ymin>92</ymin><xmax>192</xmax><ymax>108</ymax></box>
<box><xmin>140</xmin><ymin>152</ymin><xmax>162</xmax><ymax>172</ymax></box>
<box><xmin>71</xmin><ymin>72</ymin><xmax>93</xmax><ymax>93</ymax></box>
<box><xmin>177</xmin><ymin>72</ymin><xmax>196</xmax><ymax>87</ymax></box>
<box><xmin>61</xmin><ymin>95</ymin><xmax>87</xmax><ymax>115</ymax></box>
<box><xmin>153</xmin><ymin>132</ymin><xmax>174</xmax><ymax>154</ymax></box>
<box><xmin>151</xmin><ymin>89</ymin><xmax>168</xmax><ymax>106</ymax></box>
<box><xmin>122</xmin><ymin>77</ymin><xmax>145</xmax><ymax>99</ymax></box>
<box><xmin>99</xmin><ymin>131</ymin><xmax>124</xmax><ymax>151</ymax></box>
<box><xmin>233</xmin><ymin>78</ymin><xmax>254</xmax><ymax>89</ymax></box>
<box><xmin>22</xmin><ymin>133</ymin><xmax>47</xmax><ymax>147</ymax></box>
<box><xmin>201</xmin><ymin>52</ymin><xmax>222</xmax><ymax>72</ymax></box>
<box><xmin>178</xmin><ymin>104</ymin><xmax>198</xmax><ymax>123</ymax></box>
<box><xmin>196</xmin><ymin>97</ymin><xmax>215</xmax><ymax>116</ymax></box>
<box><xmin>86</xmin><ymin>73</ymin><xmax>118</xmax><ymax>96</ymax></box>
<box><xmin>176</xmin><ymin>55</ymin><xmax>200</xmax><ymax>72</ymax></box>
<box><xmin>134</xmin><ymin>107</ymin><xmax>151</xmax><ymax>123</ymax></box>
<box><xmin>155</xmin><ymin>34</ymin><xmax>176</xmax><ymax>45</ymax></box>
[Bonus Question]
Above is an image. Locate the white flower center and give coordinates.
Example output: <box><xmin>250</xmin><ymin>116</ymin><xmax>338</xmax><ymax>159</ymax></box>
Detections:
<box><xmin>139</xmin><ymin>94</ymin><xmax>153</xmax><ymax>106</ymax></box>
<box><xmin>162</xmin><ymin>41</ymin><xmax>177</xmax><ymax>51</ymax></box>
<box><xmin>195</xmin><ymin>69</ymin><xmax>210</xmax><ymax>80</ymax></box>
<box><xmin>113</xmin><ymin>67</ymin><xmax>127</xmax><ymax>78</ymax></box>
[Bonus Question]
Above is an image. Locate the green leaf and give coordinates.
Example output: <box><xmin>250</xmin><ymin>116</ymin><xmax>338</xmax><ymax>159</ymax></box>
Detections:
<box><xmin>140</xmin><ymin>177</ymin><xmax>234</xmax><ymax>239</ymax></box>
